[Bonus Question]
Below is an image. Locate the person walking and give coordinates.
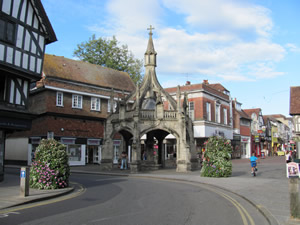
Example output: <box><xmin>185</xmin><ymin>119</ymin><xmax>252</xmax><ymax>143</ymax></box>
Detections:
<box><xmin>286</xmin><ymin>151</ymin><xmax>291</xmax><ymax>163</ymax></box>
<box><xmin>120</xmin><ymin>151</ymin><xmax>127</xmax><ymax>170</ymax></box>
<box><xmin>250</xmin><ymin>153</ymin><xmax>259</xmax><ymax>176</ymax></box>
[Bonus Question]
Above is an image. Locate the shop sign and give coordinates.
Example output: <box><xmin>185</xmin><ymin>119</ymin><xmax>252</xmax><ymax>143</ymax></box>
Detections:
<box><xmin>61</xmin><ymin>138</ymin><xmax>75</xmax><ymax>145</ymax></box>
<box><xmin>87</xmin><ymin>139</ymin><xmax>101</xmax><ymax>146</ymax></box>
<box><xmin>241</xmin><ymin>138</ymin><xmax>249</xmax><ymax>142</ymax></box>
<box><xmin>255</xmin><ymin>135</ymin><xmax>260</xmax><ymax>142</ymax></box>
<box><xmin>30</xmin><ymin>137</ymin><xmax>41</xmax><ymax>144</ymax></box>
<box><xmin>286</xmin><ymin>162</ymin><xmax>299</xmax><ymax>178</ymax></box>
<box><xmin>113</xmin><ymin>140</ymin><xmax>121</xmax><ymax>145</ymax></box>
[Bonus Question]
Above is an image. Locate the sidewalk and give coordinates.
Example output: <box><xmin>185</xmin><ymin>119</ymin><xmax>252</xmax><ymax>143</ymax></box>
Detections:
<box><xmin>0</xmin><ymin>167</ymin><xmax>74</xmax><ymax>211</ymax></box>
<box><xmin>1</xmin><ymin>156</ymin><xmax>299</xmax><ymax>225</ymax></box>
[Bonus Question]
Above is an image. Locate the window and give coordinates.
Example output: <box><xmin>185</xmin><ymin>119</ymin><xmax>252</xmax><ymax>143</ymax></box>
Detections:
<box><xmin>56</xmin><ymin>92</ymin><xmax>63</xmax><ymax>107</ymax></box>
<box><xmin>188</xmin><ymin>101</ymin><xmax>194</xmax><ymax>120</ymax></box>
<box><xmin>72</xmin><ymin>94</ymin><xmax>82</xmax><ymax>109</ymax></box>
<box><xmin>91</xmin><ymin>97</ymin><xmax>101</xmax><ymax>111</ymax></box>
<box><xmin>206</xmin><ymin>102</ymin><xmax>211</xmax><ymax>121</ymax></box>
<box><xmin>215</xmin><ymin>103</ymin><xmax>221</xmax><ymax>123</ymax></box>
<box><xmin>296</xmin><ymin>116</ymin><xmax>300</xmax><ymax>133</ymax></box>
<box><xmin>0</xmin><ymin>19</ymin><xmax>15</xmax><ymax>44</ymax></box>
<box><xmin>107</xmin><ymin>99</ymin><xmax>117</xmax><ymax>113</ymax></box>
<box><xmin>223</xmin><ymin>108</ymin><xmax>227</xmax><ymax>125</ymax></box>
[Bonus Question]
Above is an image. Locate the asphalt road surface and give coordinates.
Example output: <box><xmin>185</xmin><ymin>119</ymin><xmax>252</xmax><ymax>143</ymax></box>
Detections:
<box><xmin>1</xmin><ymin>173</ymin><xmax>269</xmax><ymax>225</ymax></box>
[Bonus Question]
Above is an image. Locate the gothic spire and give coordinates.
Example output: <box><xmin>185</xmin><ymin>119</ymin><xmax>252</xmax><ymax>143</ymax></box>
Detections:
<box><xmin>144</xmin><ymin>25</ymin><xmax>157</xmax><ymax>67</ymax></box>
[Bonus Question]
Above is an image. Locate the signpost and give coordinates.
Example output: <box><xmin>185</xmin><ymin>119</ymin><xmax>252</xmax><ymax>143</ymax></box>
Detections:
<box><xmin>20</xmin><ymin>167</ymin><xmax>30</xmax><ymax>197</ymax></box>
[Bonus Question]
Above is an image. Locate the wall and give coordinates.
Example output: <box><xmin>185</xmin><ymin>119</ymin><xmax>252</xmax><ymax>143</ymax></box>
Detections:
<box><xmin>5</xmin><ymin>137</ymin><xmax>28</xmax><ymax>161</ymax></box>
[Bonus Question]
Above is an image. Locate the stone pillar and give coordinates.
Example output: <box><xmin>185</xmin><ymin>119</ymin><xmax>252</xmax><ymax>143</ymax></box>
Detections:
<box><xmin>100</xmin><ymin>138</ymin><xmax>113</xmax><ymax>171</ymax></box>
<box><xmin>130</xmin><ymin>139</ymin><xmax>141</xmax><ymax>173</ymax></box>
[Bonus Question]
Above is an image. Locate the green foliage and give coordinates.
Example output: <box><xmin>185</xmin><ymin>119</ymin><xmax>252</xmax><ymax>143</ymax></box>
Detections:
<box><xmin>30</xmin><ymin>139</ymin><xmax>70</xmax><ymax>189</ymax></box>
<box><xmin>201</xmin><ymin>136</ymin><xmax>232</xmax><ymax>177</ymax></box>
<box><xmin>73</xmin><ymin>35</ymin><xmax>143</xmax><ymax>85</ymax></box>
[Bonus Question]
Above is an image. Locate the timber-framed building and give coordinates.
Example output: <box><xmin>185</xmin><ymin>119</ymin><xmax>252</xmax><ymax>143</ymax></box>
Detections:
<box><xmin>0</xmin><ymin>0</ymin><xmax>56</xmax><ymax>181</ymax></box>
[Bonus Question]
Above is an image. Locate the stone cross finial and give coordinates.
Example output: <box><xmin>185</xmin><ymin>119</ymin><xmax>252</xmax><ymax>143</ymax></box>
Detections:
<box><xmin>147</xmin><ymin>25</ymin><xmax>155</xmax><ymax>35</ymax></box>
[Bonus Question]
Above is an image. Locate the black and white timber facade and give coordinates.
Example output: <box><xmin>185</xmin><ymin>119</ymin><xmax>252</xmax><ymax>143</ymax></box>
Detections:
<box><xmin>0</xmin><ymin>0</ymin><xmax>56</xmax><ymax>181</ymax></box>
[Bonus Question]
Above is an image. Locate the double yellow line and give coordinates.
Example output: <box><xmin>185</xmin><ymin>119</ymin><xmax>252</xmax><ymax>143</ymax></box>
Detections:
<box><xmin>135</xmin><ymin>177</ymin><xmax>255</xmax><ymax>225</ymax></box>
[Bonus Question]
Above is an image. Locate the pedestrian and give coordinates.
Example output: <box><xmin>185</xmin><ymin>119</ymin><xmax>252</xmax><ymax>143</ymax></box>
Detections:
<box><xmin>250</xmin><ymin>153</ymin><xmax>258</xmax><ymax>175</ymax></box>
<box><xmin>292</xmin><ymin>150</ymin><xmax>297</xmax><ymax>162</ymax></box>
<box><xmin>120</xmin><ymin>151</ymin><xmax>127</xmax><ymax>170</ymax></box>
<box><xmin>286</xmin><ymin>151</ymin><xmax>291</xmax><ymax>163</ymax></box>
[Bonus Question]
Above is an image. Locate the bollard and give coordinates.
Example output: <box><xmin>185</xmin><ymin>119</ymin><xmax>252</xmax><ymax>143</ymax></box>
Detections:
<box><xmin>289</xmin><ymin>177</ymin><xmax>300</xmax><ymax>219</ymax></box>
<box><xmin>20</xmin><ymin>167</ymin><xmax>30</xmax><ymax>197</ymax></box>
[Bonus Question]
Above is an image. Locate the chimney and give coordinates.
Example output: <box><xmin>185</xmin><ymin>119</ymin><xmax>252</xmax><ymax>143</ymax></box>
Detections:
<box><xmin>186</xmin><ymin>81</ymin><xmax>191</xmax><ymax>85</ymax></box>
<box><xmin>203</xmin><ymin>80</ymin><xmax>209</xmax><ymax>85</ymax></box>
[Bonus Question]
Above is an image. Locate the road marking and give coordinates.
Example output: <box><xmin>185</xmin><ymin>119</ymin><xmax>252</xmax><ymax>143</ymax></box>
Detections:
<box><xmin>132</xmin><ymin>177</ymin><xmax>256</xmax><ymax>225</ymax></box>
<box><xmin>0</xmin><ymin>182</ymin><xmax>85</xmax><ymax>215</ymax></box>
<box><xmin>0</xmin><ymin>212</ymin><xmax>20</xmax><ymax>218</ymax></box>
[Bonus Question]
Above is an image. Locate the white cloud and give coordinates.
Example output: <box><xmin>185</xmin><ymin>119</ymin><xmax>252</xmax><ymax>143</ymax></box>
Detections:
<box><xmin>286</xmin><ymin>43</ymin><xmax>300</xmax><ymax>52</ymax></box>
<box><xmin>162</xmin><ymin>0</ymin><xmax>273</xmax><ymax>37</ymax></box>
<box><xmin>86</xmin><ymin>0</ymin><xmax>286</xmax><ymax>82</ymax></box>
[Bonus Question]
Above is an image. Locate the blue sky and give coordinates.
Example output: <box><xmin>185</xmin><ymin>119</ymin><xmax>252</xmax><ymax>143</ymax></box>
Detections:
<box><xmin>42</xmin><ymin>0</ymin><xmax>300</xmax><ymax>117</ymax></box>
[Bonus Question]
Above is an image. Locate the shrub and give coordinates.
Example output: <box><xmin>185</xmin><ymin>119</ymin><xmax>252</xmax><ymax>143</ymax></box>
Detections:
<box><xmin>201</xmin><ymin>136</ymin><xmax>232</xmax><ymax>177</ymax></box>
<box><xmin>30</xmin><ymin>139</ymin><xmax>70</xmax><ymax>189</ymax></box>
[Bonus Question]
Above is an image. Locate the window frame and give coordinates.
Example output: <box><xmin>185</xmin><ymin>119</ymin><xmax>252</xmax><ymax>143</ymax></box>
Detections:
<box><xmin>188</xmin><ymin>101</ymin><xmax>194</xmax><ymax>120</ymax></box>
<box><xmin>223</xmin><ymin>108</ymin><xmax>227</xmax><ymax>125</ymax></box>
<box><xmin>56</xmin><ymin>92</ymin><xmax>63</xmax><ymax>107</ymax></box>
<box><xmin>0</xmin><ymin>18</ymin><xmax>16</xmax><ymax>44</ymax></box>
<box><xmin>91</xmin><ymin>97</ymin><xmax>101</xmax><ymax>111</ymax></box>
<box><xmin>72</xmin><ymin>94</ymin><xmax>82</xmax><ymax>109</ymax></box>
<box><xmin>206</xmin><ymin>102</ymin><xmax>211</xmax><ymax>121</ymax></box>
<box><xmin>215</xmin><ymin>103</ymin><xmax>221</xmax><ymax>123</ymax></box>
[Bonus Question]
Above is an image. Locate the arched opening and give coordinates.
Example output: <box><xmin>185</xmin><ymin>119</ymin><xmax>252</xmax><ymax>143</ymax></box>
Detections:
<box><xmin>140</xmin><ymin>129</ymin><xmax>178</xmax><ymax>170</ymax></box>
<box><xmin>111</xmin><ymin>129</ymin><xmax>133</xmax><ymax>169</ymax></box>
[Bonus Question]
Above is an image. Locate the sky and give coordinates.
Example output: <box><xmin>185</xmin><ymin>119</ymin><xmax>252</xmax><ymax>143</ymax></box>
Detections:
<box><xmin>42</xmin><ymin>0</ymin><xmax>300</xmax><ymax>117</ymax></box>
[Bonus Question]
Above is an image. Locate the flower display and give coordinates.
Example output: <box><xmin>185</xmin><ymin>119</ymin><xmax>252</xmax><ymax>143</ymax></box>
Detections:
<box><xmin>30</xmin><ymin>139</ymin><xmax>70</xmax><ymax>189</ymax></box>
<box><xmin>201</xmin><ymin>136</ymin><xmax>232</xmax><ymax>177</ymax></box>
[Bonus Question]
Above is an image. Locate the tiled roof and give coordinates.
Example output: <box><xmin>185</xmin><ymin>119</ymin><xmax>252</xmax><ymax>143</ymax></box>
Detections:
<box><xmin>238</xmin><ymin>109</ymin><xmax>251</xmax><ymax>120</ymax></box>
<box><xmin>164</xmin><ymin>82</ymin><xmax>230</xmax><ymax>100</ymax></box>
<box><xmin>43</xmin><ymin>54</ymin><xmax>135</xmax><ymax>92</ymax></box>
<box><xmin>290</xmin><ymin>86</ymin><xmax>300</xmax><ymax>115</ymax></box>
<box><xmin>243</xmin><ymin>108</ymin><xmax>261</xmax><ymax>118</ymax></box>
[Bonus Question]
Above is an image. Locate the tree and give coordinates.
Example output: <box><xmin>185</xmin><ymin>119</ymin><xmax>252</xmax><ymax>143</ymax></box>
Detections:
<box><xmin>201</xmin><ymin>136</ymin><xmax>232</xmax><ymax>177</ymax></box>
<box><xmin>73</xmin><ymin>35</ymin><xmax>143</xmax><ymax>85</ymax></box>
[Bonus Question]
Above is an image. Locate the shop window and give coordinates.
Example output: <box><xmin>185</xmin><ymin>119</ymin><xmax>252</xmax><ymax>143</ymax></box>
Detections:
<box><xmin>67</xmin><ymin>144</ymin><xmax>82</xmax><ymax>162</ymax></box>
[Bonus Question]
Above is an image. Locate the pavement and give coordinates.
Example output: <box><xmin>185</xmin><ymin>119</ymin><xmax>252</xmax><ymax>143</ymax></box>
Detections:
<box><xmin>1</xmin><ymin>156</ymin><xmax>299</xmax><ymax>225</ymax></box>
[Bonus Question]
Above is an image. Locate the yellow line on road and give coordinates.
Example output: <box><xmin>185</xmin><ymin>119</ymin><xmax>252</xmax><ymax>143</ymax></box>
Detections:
<box><xmin>0</xmin><ymin>182</ymin><xmax>85</xmax><ymax>214</ymax></box>
<box><xmin>132</xmin><ymin>176</ymin><xmax>256</xmax><ymax>225</ymax></box>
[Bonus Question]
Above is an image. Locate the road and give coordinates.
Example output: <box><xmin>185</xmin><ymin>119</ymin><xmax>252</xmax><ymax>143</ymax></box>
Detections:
<box><xmin>1</xmin><ymin>172</ymin><xmax>269</xmax><ymax>225</ymax></box>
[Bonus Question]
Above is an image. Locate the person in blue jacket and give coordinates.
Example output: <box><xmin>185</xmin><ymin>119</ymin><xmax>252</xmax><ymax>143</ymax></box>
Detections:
<box><xmin>250</xmin><ymin>153</ymin><xmax>259</xmax><ymax>175</ymax></box>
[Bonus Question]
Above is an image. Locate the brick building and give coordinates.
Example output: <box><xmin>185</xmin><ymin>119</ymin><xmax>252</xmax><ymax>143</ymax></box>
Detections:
<box><xmin>5</xmin><ymin>54</ymin><xmax>135</xmax><ymax>166</ymax></box>
<box><xmin>164</xmin><ymin>80</ymin><xmax>233</xmax><ymax>154</ymax></box>
<box><xmin>244</xmin><ymin>108</ymin><xmax>265</xmax><ymax>156</ymax></box>
<box><xmin>231</xmin><ymin>99</ymin><xmax>251</xmax><ymax>158</ymax></box>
